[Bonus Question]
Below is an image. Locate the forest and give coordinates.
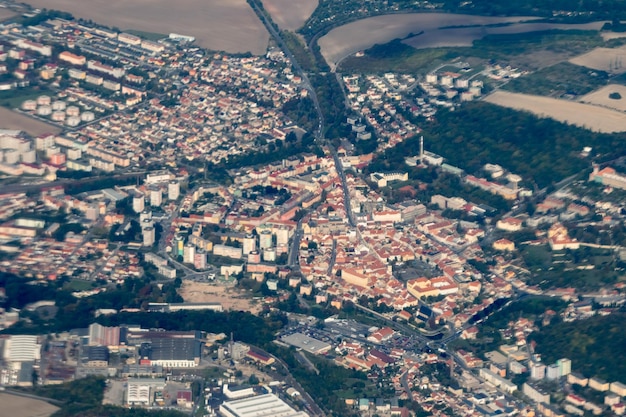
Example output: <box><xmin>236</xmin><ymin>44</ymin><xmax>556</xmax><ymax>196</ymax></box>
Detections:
<box><xmin>369</xmin><ymin>102</ymin><xmax>626</xmax><ymax>189</ymax></box>
<box><xmin>529</xmin><ymin>313</ymin><xmax>626</xmax><ymax>383</ymax></box>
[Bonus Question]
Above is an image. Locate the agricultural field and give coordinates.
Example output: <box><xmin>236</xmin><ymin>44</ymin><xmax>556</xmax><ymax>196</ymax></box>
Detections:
<box><xmin>580</xmin><ymin>84</ymin><xmax>626</xmax><ymax>111</ymax></box>
<box><xmin>402</xmin><ymin>21</ymin><xmax>604</xmax><ymax>50</ymax></box>
<box><xmin>569</xmin><ymin>45</ymin><xmax>626</xmax><ymax>74</ymax></box>
<box><xmin>485</xmin><ymin>90</ymin><xmax>626</xmax><ymax>133</ymax></box>
<box><xmin>340</xmin><ymin>29</ymin><xmax>605</xmax><ymax>74</ymax></box>
<box><xmin>0</xmin><ymin>393</ymin><xmax>59</xmax><ymax>417</ymax></box>
<box><xmin>318</xmin><ymin>13</ymin><xmax>540</xmax><ymax>69</ymax></box>
<box><xmin>0</xmin><ymin>7</ymin><xmax>15</xmax><ymax>21</ymax></box>
<box><xmin>0</xmin><ymin>108</ymin><xmax>61</xmax><ymax>136</ymax></box>
<box><xmin>261</xmin><ymin>0</ymin><xmax>318</xmax><ymax>31</ymax></box>
<box><xmin>22</xmin><ymin>0</ymin><xmax>269</xmax><ymax>55</ymax></box>
<box><xmin>318</xmin><ymin>12</ymin><xmax>607</xmax><ymax>69</ymax></box>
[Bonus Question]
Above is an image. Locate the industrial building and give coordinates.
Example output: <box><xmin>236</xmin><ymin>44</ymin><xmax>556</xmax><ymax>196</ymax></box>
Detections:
<box><xmin>280</xmin><ymin>333</ymin><xmax>332</xmax><ymax>355</ymax></box>
<box><xmin>128</xmin><ymin>330</ymin><xmax>203</xmax><ymax>368</ymax></box>
<box><xmin>219</xmin><ymin>393</ymin><xmax>309</xmax><ymax>417</ymax></box>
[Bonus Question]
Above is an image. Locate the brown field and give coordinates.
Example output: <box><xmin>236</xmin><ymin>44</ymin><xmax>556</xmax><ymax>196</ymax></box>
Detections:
<box><xmin>0</xmin><ymin>393</ymin><xmax>59</xmax><ymax>417</ymax></box>
<box><xmin>0</xmin><ymin>8</ymin><xmax>15</xmax><ymax>21</ymax></box>
<box><xmin>485</xmin><ymin>90</ymin><xmax>626</xmax><ymax>133</ymax></box>
<box><xmin>579</xmin><ymin>84</ymin><xmax>626</xmax><ymax>111</ymax></box>
<box><xmin>569</xmin><ymin>46</ymin><xmax>626</xmax><ymax>74</ymax></box>
<box><xmin>0</xmin><ymin>107</ymin><xmax>61</xmax><ymax>136</ymax></box>
<box><xmin>318</xmin><ymin>13</ymin><xmax>605</xmax><ymax>69</ymax></box>
<box><xmin>179</xmin><ymin>281</ymin><xmax>261</xmax><ymax>313</ymax></box>
<box><xmin>261</xmin><ymin>0</ymin><xmax>317</xmax><ymax>31</ymax></box>
<box><xmin>22</xmin><ymin>0</ymin><xmax>269</xmax><ymax>55</ymax></box>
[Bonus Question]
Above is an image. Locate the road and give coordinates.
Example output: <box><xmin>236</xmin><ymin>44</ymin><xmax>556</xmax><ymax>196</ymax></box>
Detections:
<box><xmin>287</xmin><ymin>219</ymin><xmax>303</xmax><ymax>268</ymax></box>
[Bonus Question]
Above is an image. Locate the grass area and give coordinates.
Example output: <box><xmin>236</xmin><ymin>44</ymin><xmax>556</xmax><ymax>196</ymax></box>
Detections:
<box><xmin>339</xmin><ymin>30</ymin><xmax>604</xmax><ymax>74</ymax></box>
<box><xmin>123</xmin><ymin>29</ymin><xmax>166</xmax><ymax>42</ymax></box>
<box><xmin>0</xmin><ymin>86</ymin><xmax>51</xmax><ymax>108</ymax></box>
<box><xmin>520</xmin><ymin>245</ymin><xmax>619</xmax><ymax>290</ymax></box>
<box><xmin>340</xmin><ymin>40</ymin><xmax>454</xmax><ymax>74</ymax></box>
<box><xmin>63</xmin><ymin>279</ymin><xmax>96</xmax><ymax>291</ymax></box>
<box><xmin>281</xmin><ymin>31</ymin><xmax>317</xmax><ymax>72</ymax></box>
<box><xmin>502</xmin><ymin>62</ymin><xmax>608</xmax><ymax>96</ymax></box>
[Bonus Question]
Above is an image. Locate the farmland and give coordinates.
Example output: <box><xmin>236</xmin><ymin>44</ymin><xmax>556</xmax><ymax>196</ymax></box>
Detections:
<box><xmin>579</xmin><ymin>84</ymin><xmax>626</xmax><ymax>111</ymax></box>
<box><xmin>0</xmin><ymin>108</ymin><xmax>61</xmax><ymax>136</ymax></box>
<box><xmin>485</xmin><ymin>90</ymin><xmax>626</xmax><ymax>133</ymax></box>
<box><xmin>318</xmin><ymin>13</ymin><xmax>541</xmax><ymax>69</ymax></box>
<box><xmin>261</xmin><ymin>0</ymin><xmax>318</xmax><ymax>31</ymax></box>
<box><xmin>22</xmin><ymin>0</ymin><xmax>269</xmax><ymax>55</ymax></box>
<box><xmin>318</xmin><ymin>13</ymin><xmax>607</xmax><ymax>69</ymax></box>
<box><xmin>0</xmin><ymin>7</ymin><xmax>15</xmax><ymax>21</ymax></box>
<box><xmin>340</xmin><ymin>29</ymin><xmax>605</xmax><ymax>74</ymax></box>
<box><xmin>0</xmin><ymin>393</ymin><xmax>59</xmax><ymax>417</ymax></box>
<box><xmin>569</xmin><ymin>45</ymin><xmax>626</xmax><ymax>74</ymax></box>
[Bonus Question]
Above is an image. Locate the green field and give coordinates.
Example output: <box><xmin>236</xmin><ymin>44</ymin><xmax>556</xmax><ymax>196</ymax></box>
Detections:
<box><xmin>502</xmin><ymin>62</ymin><xmax>608</xmax><ymax>96</ymax></box>
<box><xmin>63</xmin><ymin>279</ymin><xmax>96</xmax><ymax>291</ymax></box>
<box><xmin>123</xmin><ymin>29</ymin><xmax>167</xmax><ymax>42</ymax></box>
<box><xmin>0</xmin><ymin>86</ymin><xmax>51</xmax><ymax>108</ymax></box>
<box><xmin>339</xmin><ymin>30</ymin><xmax>604</xmax><ymax>74</ymax></box>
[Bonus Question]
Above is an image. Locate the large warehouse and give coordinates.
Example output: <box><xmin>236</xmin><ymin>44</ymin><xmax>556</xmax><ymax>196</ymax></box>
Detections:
<box><xmin>219</xmin><ymin>393</ymin><xmax>309</xmax><ymax>417</ymax></box>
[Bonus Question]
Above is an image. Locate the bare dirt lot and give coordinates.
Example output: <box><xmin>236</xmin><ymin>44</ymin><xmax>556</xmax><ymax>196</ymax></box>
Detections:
<box><xmin>569</xmin><ymin>46</ymin><xmax>626</xmax><ymax>74</ymax></box>
<box><xmin>0</xmin><ymin>108</ymin><xmax>61</xmax><ymax>136</ymax></box>
<box><xmin>22</xmin><ymin>0</ymin><xmax>269</xmax><ymax>55</ymax></box>
<box><xmin>0</xmin><ymin>8</ymin><xmax>15</xmax><ymax>21</ymax></box>
<box><xmin>485</xmin><ymin>90</ymin><xmax>626</xmax><ymax>133</ymax></box>
<box><xmin>179</xmin><ymin>281</ymin><xmax>261</xmax><ymax>313</ymax></box>
<box><xmin>0</xmin><ymin>393</ymin><xmax>59</xmax><ymax>417</ymax></box>
<box><xmin>261</xmin><ymin>0</ymin><xmax>317</xmax><ymax>31</ymax></box>
<box><xmin>579</xmin><ymin>84</ymin><xmax>626</xmax><ymax>111</ymax></box>
<box><xmin>319</xmin><ymin>13</ymin><xmax>605</xmax><ymax>69</ymax></box>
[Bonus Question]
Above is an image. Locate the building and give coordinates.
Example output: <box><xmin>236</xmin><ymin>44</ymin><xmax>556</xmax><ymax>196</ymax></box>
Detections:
<box><xmin>143</xmin><ymin>226</ymin><xmax>155</xmax><ymax>246</ymax></box>
<box><xmin>530</xmin><ymin>363</ymin><xmax>546</xmax><ymax>380</ymax></box>
<box><xmin>567</xmin><ymin>373</ymin><xmax>589</xmax><ymax>387</ymax></box>
<box><xmin>493</xmin><ymin>238</ymin><xmax>515</xmax><ymax>251</ymax></box>
<box><xmin>133</xmin><ymin>193</ymin><xmax>145</xmax><ymax>213</ymax></box>
<box><xmin>3</xmin><ymin>335</ymin><xmax>40</xmax><ymax>363</ymax></box>
<box><xmin>546</xmin><ymin>364</ymin><xmax>560</xmax><ymax>380</ymax></box>
<box><xmin>369</xmin><ymin>172</ymin><xmax>408</xmax><ymax>187</ymax></box>
<box><xmin>150</xmin><ymin>188</ymin><xmax>162</xmax><ymax>207</ymax></box>
<box><xmin>479</xmin><ymin>368</ymin><xmax>517</xmax><ymax>394</ymax></box>
<box><xmin>523</xmin><ymin>382</ymin><xmax>550</xmax><ymax>404</ymax></box>
<box><xmin>126</xmin><ymin>378</ymin><xmax>166</xmax><ymax>405</ymax></box>
<box><xmin>496</xmin><ymin>217</ymin><xmax>523</xmax><ymax>232</ymax></box>
<box><xmin>589</xmin><ymin>377</ymin><xmax>610</xmax><ymax>392</ymax></box>
<box><xmin>219</xmin><ymin>393</ymin><xmax>309</xmax><ymax>417</ymax></box>
<box><xmin>129</xmin><ymin>330</ymin><xmax>203</xmax><ymax>368</ymax></box>
<box><xmin>88</xmin><ymin>323</ymin><xmax>120</xmax><ymax>346</ymax></box>
<box><xmin>557</xmin><ymin>358</ymin><xmax>571</xmax><ymax>377</ymax></box>
<box><xmin>168</xmin><ymin>180</ymin><xmax>180</xmax><ymax>200</ymax></box>
<box><xmin>610</xmin><ymin>382</ymin><xmax>626</xmax><ymax>397</ymax></box>
<box><xmin>243</xmin><ymin>234</ymin><xmax>256</xmax><ymax>256</ymax></box>
<box><xmin>589</xmin><ymin>165</ymin><xmax>626</xmax><ymax>190</ymax></box>
<box><xmin>280</xmin><ymin>333</ymin><xmax>332</xmax><ymax>355</ymax></box>
<box><xmin>58</xmin><ymin>51</ymin><xmax>86</xmax><ymax>66</ymax></box>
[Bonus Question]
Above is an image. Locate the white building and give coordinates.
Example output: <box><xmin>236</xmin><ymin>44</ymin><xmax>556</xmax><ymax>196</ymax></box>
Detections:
<box><xmin>143</xmin><ymin>226</ymin><xmax>155</xmax><ymax>246</ymax></box>
<box><xmin>133</xmin><ymin>193</ymin><xmax>145</xmax><ymax>213</ymax></box>
<box><xmin>168</xmin><ymin>180</ymin><xmax>180</xmax><ymax>200</ymax></box>
<box><xmin>150</xmin><ymin>188</ymin><xmax>162</xmax><ymax>207</ymax></box>
<box><xmin>219</xmin><ymin>393</ymin><xmax>309</xmax><ymax>417</ymax></box>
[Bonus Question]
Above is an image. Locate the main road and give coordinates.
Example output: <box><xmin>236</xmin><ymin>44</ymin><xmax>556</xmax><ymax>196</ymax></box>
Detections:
<box><xmin>248</xmin><ymin>0</ymin><xmax>355</xmax><ymax>228</ymax></box>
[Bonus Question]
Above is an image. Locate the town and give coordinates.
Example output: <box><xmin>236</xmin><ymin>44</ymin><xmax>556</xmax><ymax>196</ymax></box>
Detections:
<box><xmin>0</xmin><ymin>3</ymin><xmax>626</xmax><ymax>417</ymax></box>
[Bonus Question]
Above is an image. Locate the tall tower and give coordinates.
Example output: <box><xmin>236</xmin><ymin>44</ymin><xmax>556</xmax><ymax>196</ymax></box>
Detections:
<box><xmin>420</xmin><ymin>136</ymin><xmax>424</xmax><ymax>165</ymax></box>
